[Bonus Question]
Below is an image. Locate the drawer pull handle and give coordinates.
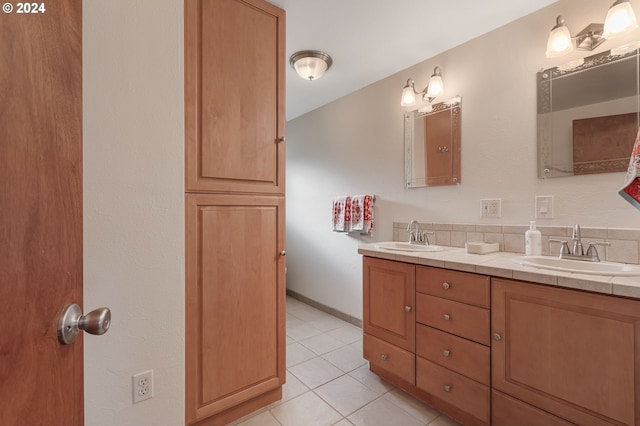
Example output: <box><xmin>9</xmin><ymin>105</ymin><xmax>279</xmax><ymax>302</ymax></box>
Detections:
<box><xmin>443</xmin><ymin>350</ymin><xmax>450</xmax><ymax>357</ymax></box>
<box><xmin>404</xmin><ymin>306</ymin><xmax>412</xmax><ymax>312</ymax></box>
<box><xmin>443</xmin><ymin>314</ymin><xmax>451</xmax><ymax>321</ymax></box>
<box><xmin>494</xmin><ymin>333</ymin><xmax>502</xmax><ymax>341</ymax></box>
<box><xmin>381</xmin><ymin>354</ymin><xmax>388</xmax><ymax>361</ymax></box>
<box><xmin>442</xmin><ymin>282</ymin><xmax>450</xmax><ymax>290</ymax></box>
<box><xmin>444</xmin><ymin>385</ymin><xmax>452</xmax><ymax>393</ymax></box>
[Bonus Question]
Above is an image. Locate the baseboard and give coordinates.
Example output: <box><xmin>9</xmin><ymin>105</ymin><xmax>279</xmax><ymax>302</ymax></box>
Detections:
<box><xmin>286</xmin><ymin>289</ymin><xmax>362</xmax><ymax>328</ymax></box>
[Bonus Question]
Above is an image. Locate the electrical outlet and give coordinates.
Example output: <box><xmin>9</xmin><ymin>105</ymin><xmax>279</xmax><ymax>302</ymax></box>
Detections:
<box><xmin>132</xmin><ymin>370</ymin><xmax>153</xmax><ymax>404</ymax></box>
<box><xmin>480</xmin><ymin>199</ymin><xmax>501</xmax><ymax>218</ymax></box>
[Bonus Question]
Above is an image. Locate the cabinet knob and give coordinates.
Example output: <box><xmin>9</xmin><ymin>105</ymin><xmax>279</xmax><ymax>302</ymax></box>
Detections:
<box><xmin>443</xmin><ymin>314</ymin><xmax>451</xmax><ymax>321</ymax></box>
<box><xmin>279</xmin><ymin>251</ymin><xmax>286</xmax><ymax>256</ymax></box>
<box><xmin>442</xmin><ymin>282</ymin><xmax>450</xmax><ymax>290</ymax></box>
<box><xmin>443</xmin><ymin>350</ymin><xmax>450</xmax><ymax>357</ymax></box>
<box><xmin>278</xmin><ymin>136</ymin><xmax>286</xmax><ymax>143</ymax></box>
<box><xmin>444</xmin><ymin>385</ymin><xmax>452</xmax><ymax>393</ymax></box>
<box><xmin>494</xmin><ymin>333</ymin><xmax>502</xmax><ymax>341</ymax></box>
<box><xmin>381</xmin><ymin>354</ymin><xmax>388</xmax><ymax>362</ymax></box>
<box><xmin>404</xmin><ymin>306</ymin><xmax>412</xmax><ymax>312</ymax></box>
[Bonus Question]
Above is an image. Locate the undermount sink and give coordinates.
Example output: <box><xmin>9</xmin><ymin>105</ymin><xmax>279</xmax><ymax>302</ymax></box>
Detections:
<box><xmin>514</xmin><ymin>256</ymin><xmax>640</xmax><ymax>277</ymax></box>
<box><xmin>374</xmin><ymin>242</ymin><xmax>444</xmax><ymax>252</ymax></box>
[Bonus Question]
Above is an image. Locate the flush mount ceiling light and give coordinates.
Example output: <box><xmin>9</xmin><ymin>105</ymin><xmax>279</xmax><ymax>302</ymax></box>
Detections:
<box><xmin>400</xmin><ymin>66</ymin><xmax>444</xmax><ymax>107</ymax></box>
<box><xmin>289</xmin><ymin>50</ymin><xmax>333</xmax><ymax>81</ymax></box>
<box><xmin>545</xmin><ymin>0</ymin><xmax>638</xmax><ymax>58</ymax></box>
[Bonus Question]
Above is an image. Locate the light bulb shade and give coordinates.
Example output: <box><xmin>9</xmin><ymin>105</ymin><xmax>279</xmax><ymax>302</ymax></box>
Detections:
<box><xmin>290</xmin><ymin>50</ymin><xmax>333</xmax><ymax>80</ymax></box>
<box><xmin>546</xmin><ymin>17</ymin><xmax>574</xmax><ymax>58</ymax></box>
<box><xmin>603</xmin><ymin>0</ymin><xmax>638</xmax><ymax>39</ymax></box>
<box><xmin>401</xmin><ymin>84</ymin><xmax>416</xmax><ymax>107</ymax></box>
<box><xmin>426</xmin><ymin>74</ymin><xmax>444</xmax><ymax>98</ymax></box>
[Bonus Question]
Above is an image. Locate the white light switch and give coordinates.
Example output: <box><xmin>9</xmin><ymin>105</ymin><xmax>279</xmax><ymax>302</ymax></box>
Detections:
<box><xmin>535</xmin><ymin>195</ymin><xmax>554</xmax><ymax>219</ymax></box>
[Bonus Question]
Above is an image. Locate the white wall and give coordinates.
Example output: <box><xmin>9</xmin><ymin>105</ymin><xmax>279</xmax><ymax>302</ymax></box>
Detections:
<box><xmin>286</xmin><ymin>0</ymin><xmax>640</xmax><ymax>319</ymax></box>
<box><xmin>83</xmin><ymin>1</ymin><xmax>184</xmax><ymax>425</ymax></box>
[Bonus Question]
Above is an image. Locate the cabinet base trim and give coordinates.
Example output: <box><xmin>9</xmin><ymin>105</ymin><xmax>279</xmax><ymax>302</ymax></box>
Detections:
<box><xmin>189</xmin><ymin>386</ymin><xmax>282</xmax><ymax>426</ymax></box>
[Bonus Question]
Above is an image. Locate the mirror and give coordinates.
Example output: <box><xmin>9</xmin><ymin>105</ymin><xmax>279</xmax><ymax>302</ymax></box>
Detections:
<box><xmin>405</xmin><ymin>97</ymin><xmax>461</xmax><ymax>188</ymax></box>
<box><xmin>537</xmin><ymin>46</ymin><xmax>640</xmax><ymax>178</ymax></box>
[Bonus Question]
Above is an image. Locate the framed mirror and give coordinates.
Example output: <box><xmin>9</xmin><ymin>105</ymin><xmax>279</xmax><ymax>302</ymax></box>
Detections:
<box><xmin>405</xmin><ymin>97</ymin><xmax>461</xmax><ymax>188</ymax></box>
<box><xmin>537</xmin><ymin>45</ymin><xmax>640</xmax><ymax>178</ymax></box>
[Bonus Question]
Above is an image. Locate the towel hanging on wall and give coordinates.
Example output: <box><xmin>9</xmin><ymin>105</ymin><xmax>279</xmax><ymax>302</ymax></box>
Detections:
<box><xmin>618</xmin><ymin>127</ymin><xmax>640</xmax><ymax>211</ymax></box>
<box><xmin>332</xmin><ymin>194</ymin><xmax>375</xmax><ymax>234</ymax></box>
<box><xmin>332</xmin><ymin>196</ymin><xmax>351</xmax><ymax>232</ymax></box>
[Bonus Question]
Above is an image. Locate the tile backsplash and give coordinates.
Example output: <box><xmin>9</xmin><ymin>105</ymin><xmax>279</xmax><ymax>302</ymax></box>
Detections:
<box><xmin>393</xmin><ymin>222</ymin><xmax>640</xmax><ymax>265</ymax></box>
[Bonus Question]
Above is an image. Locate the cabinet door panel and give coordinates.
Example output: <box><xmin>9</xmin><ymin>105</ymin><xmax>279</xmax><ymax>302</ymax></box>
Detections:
<box><xmin>185</xmin><ymin>0</ymin><xmax>285</xmax><ymax>194</ymax></box>
<box><xmin>185</xmin><ymin>194</ymin><xmax>285</xmax><ymax>423</ymax></box>
<box><xmin>493</xmin><ymin>278</ymin><xmax>640</xmax><ymax>426</ymax></box>
<box><xmin>363</xmin><ymin>257</ymin><xmax>415</xmax><ymax>351</ymax></box>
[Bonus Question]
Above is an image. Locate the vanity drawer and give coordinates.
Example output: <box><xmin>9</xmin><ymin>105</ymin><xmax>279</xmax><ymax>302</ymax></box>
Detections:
<box><xmin>416</xmin><ymin>357</ymin><xmax>490</xmax><ymax>425</ymax></box>
<box><xmin>364</xmin><ymin>334</ymin><xmax>415</xmax><ymax>384</ymax></box>
<box><xmin>416</xmin><ymin>324</ymin><xmax>490</xmax><ymax>386</ymax></box>
<box><xmin>416</xmin><ymin>266</ymin><xmax>490</xmax><ymax>308</ymax></box>
<box><xmin>416</xmin><ymin>293</ymin><xmax>490</xmax><ymax>345</ymax></box>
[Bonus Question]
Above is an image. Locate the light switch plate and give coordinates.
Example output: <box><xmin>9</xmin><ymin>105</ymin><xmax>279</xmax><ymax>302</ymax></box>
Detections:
<box><xmin>535</xmin><ymin>195</ymin><xmax>554</xmax><ymax>219</ymax></box>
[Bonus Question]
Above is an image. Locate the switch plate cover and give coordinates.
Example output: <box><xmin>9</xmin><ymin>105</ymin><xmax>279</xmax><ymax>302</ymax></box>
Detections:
<box><xmin>535</xmin><ymin>195</ymin><xmax>554</xmax><ymax>219</ymax></box>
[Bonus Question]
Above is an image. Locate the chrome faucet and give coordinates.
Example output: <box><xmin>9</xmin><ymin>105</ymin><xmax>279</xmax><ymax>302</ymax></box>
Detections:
<box><xmin>406</xmin><ymin>220</ymin><xmax>434</xmax><ymax>245</ymax></box>
<box><xmin>549</xmin><ymin>223</ymin><xmax>610</xmax><ymax>262</ymax></box>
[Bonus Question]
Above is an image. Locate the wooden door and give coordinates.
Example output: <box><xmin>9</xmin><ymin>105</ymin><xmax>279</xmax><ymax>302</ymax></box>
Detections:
<box><xmin>185</xmin><ymin>0</ymin><xmax>286</xmax><ymax>195</ymax></box>
<box><xmin>492</xmin><ymin>278</ymin><xmax>640</xmax><ymax>426</ymax></box>
<box><xmin>363</xmin><ymin>257</ymin><xmax>415</xmax><ymax>352</ymax></box>
<box><xmin>185</xmin><ymin>193</ymin><xmax>286</xmax><ymax>424</ymax></box>
<box><xmin>0</xmin><ymin>1</ymin><xmax>83</xmax><ymax>425</ymax></box>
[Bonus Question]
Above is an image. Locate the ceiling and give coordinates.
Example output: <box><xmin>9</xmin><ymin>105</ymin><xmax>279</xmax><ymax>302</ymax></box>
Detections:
<box><xmin>268</xmin><ymin>0</ymin><xmax>560</xmax><ymax>121</ymax></box>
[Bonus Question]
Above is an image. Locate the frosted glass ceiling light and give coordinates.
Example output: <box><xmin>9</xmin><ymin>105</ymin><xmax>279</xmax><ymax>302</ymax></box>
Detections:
<box><xmin>289</xmin><ymin>50</ymin><xmax>333</xmax><ymax>81</ymax></box>
<box><xmin>603</xmin><ymin>0</ymin><xmax>638</xmax><ymax>39</ymax></box>
<box><xmin>400</xmin><ymin>66</ymin><xmax>445</xmax><ymax>107</ymax></box>
<box><xmin>546</xmin><ymin>16</ymin><xmax>574</xmax><ymax>58</ymax></box>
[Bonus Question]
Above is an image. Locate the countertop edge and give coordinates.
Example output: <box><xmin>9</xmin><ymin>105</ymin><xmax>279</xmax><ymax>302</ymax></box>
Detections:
<box><xmin>358</xmin><ymin>244</ymin><xmax>640</xmax><ymax>300</ymax></box>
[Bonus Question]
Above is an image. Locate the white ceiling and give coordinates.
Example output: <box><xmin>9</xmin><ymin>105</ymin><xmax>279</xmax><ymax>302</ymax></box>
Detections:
<box><xmin>268</xmin><ymin>0</ymin><xmax>560</xmax><ymax>121</ymax></box>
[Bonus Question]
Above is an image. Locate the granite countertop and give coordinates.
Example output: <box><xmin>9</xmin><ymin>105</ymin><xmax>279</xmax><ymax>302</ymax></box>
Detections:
<box><xmin>358</xmin><ymin>243</ymin><xmax>640</xmax><ymax>300</ymax></box>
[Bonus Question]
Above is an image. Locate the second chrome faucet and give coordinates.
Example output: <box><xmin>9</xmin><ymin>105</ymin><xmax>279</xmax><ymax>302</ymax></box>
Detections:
<box><xmin>550</xmin><ymin>224</ymin><xmax>610</xmax><ymax>262</ymax></box>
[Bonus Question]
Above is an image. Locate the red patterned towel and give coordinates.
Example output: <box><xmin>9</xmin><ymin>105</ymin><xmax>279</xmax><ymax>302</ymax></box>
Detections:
<box><xmin>332</xmin><ymin>196</ymin><xmax>351</xmax><ymax>232</ymax></box>
<box><xmin>619</xmin><ymin>127</ymin><xmax>640</xmax><ymax>210</ymax></box>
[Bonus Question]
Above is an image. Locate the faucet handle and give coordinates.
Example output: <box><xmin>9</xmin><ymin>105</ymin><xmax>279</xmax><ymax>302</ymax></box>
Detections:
<box><xmin>549</xmin><ymin>239</ymin><xmax>570</xmax><ymax>257</ymax></box>
<box><xmin>586</xmin><ymin>241</ymin><xmax>611</xmax><ymax>262</ymax></box>
<box><xmin>422</xmin><ymin>231</ymin><xmax>435</xmax><ymax>245</ymax></box>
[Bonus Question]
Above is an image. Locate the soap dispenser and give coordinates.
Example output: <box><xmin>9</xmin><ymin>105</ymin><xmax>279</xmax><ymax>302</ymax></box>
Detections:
<box><xmin>525</xmin><ymin>221</ymin><xmax>542</xmax><ymax>256</ymax></box>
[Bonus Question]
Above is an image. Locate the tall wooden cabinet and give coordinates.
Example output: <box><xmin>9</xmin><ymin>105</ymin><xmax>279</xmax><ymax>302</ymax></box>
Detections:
<box><xmin>184</xmin><ymin>0</ymin><xmax>286</xmax><ymax>424</ymax></box>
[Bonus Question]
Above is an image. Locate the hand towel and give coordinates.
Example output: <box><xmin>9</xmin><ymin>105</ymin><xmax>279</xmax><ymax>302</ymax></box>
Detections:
<box><xmin>332</xmin><ymin>196</ymin><xmax>352</xmax><ymax>232</ymax></box>
<box><xmin>618</xmin><ymin>127</ymin><xmax>640</xmax><ymax>211</ymax></box>
<box><xmin>350</xmin><ymin>194</ymin><xmax>375</xmax><ymax>234</ymax></box>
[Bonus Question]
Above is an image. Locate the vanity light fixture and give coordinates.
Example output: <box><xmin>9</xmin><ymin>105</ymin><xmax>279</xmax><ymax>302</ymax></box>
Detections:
<box><xmin>289</xmin><ymin>50</ymin><xmax>333</xmax><ymax>81</ymax></box>
<box><xmin>545</xmin><ymin>0</ymin><xmax>638</xmax><ymax>58</ymax></box>
<box><xmin>400</xmin><ymin>66</ymin><xmax>444</xmax><ymax>107</ymax></box>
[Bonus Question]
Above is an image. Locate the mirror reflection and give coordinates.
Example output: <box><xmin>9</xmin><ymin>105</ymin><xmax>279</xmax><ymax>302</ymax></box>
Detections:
<box><xmin>537</xmin><ymin>45</ymin><xmax>640</xmax><ymax>178</ymax></box>
<box><xmin>405</xmin><ymin>97</ymin><xmax>461</xmax><ymax>188</ymax></box>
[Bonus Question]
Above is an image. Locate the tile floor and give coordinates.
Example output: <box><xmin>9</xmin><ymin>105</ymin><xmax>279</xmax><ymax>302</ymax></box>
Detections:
<box><xmin>230</xmin><ymin>296</ymin><xmax>462</xmax><ymax>426</ymax></box>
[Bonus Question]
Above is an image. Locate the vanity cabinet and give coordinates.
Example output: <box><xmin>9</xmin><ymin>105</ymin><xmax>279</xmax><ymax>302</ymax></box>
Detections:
<box><xmin>362</xmin><ymin>258</ymin><xmax>491</xmax><ymax>426</ymax></box>
<box><xmin>415</xmin><ymin>266</ymin><xmax>491</xmax><ymax>426</ymax></box>
<box><xmin>184</xmin><ymin>0</ymin><xmax>286</xmax><ymax>424</ymax></box>
<box><xmin>363</xmin><ymin>257</ymin><xmax>415</xmax><ymax>382</ymax></box>
<box><xmin>492</xmin><ymin>278</ymin><xmax>640</xmax><ymax>426</ymax></box>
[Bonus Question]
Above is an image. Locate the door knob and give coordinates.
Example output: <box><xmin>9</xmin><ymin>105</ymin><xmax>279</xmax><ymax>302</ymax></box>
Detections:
<box><xmin>58</xmin><ymin>304</ymin><xmax>111</xmax><ymax>345</ymax></box>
